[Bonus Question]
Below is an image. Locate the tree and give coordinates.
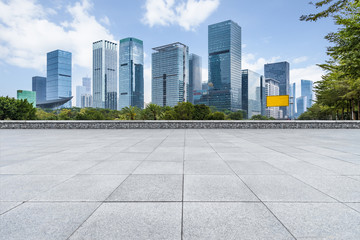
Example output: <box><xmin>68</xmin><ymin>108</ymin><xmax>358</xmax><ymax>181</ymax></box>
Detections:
<box><xmin>0</xmin><ymin>96</ymin><xmax>36</xmax><ymax>120</ymax></box>
<box><xmin>146</xmin><ymin>103</ymin><xmax>161</xmax><ymax>120</ymax></box>
<box><xmin>121</xmin><ymin>106</ymin><xmax>138</xmax><ymax>120</ymax></box>
<box><xmin>193</xmin><ymin>104</ymin><xmax>211</xmax><ymax>120</ymax></box>
<box><xmin>208</xmin><ymin>112</ymin><xmax>225</xmax><ymax>120</ymax></box>
<box><xmin>174</xmin><ymin>102</ymin><xmax>195</xmax><ymax>120</ymax></box>
<box><xmin>227</xmin><ymin>111</ymin><xmax>244</xmax><ymax>120</ymax></box>
<box><xmin>251</xmin><ymin>115</ymin><xmax>275</xmax><ymax>120</ymax></box>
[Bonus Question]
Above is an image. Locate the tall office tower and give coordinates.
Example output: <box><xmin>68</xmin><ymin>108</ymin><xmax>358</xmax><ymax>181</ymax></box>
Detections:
<box><xmin>119</xmin><ymin>37</ymin><xmax>144</xmax><ymax>110</ymax></box>
<box><xmin>241</xmin><ymin>70</ymin><xmax>265</xmax><ymax>119</ymax></box>
<box><xmin>290</xmin><ymin>83</ymin><xmax>296</xmax><ymax>119</ymax></box>
<box><xmin>47</xmin><ymin>50</ymin><xmax>72</xmax><ymax>108</ymax></box>
<box><xmin>265</xmin><ymin>78</ymin><xmax>280</xmax><ymax>119</ymax></box>
<box><xmin>264</xmin><ymin>61</ymin><xmax>290</xmax><ymax>118</ymax></box>
<box><xmin>82</xmin><ymin>77</ymin><xmax>91</xmax><ymax>94</ymax></box>
<box><xmin>81</xmin><ymin>94</ymin><xmax>93</xmax><ymax>108</ymax></box>
<box><xmin>152</xmin><ymin>42</ymin><xmax>189</xmax><ymax>107</ymax></box>
<box><xmin>17</xmin><ymin>90</ymin><xmax>36</xmax><ymax>108</ymax></box>
<box><xmin>188</xmin><ymin>54</ymin><xmax>202</xmax><ymax>104</ymax></box>
<box><xmin>93</xmin><ymin>40</ymin><xmax>118</xmax><ymax>110</ymax></box>
<box><xmin>76</xmin><ymin>86</ymin><xmax>87</xmax><ymax>107</ymax></box>
<box><xmin>296</xmin><ymin>96</ymin><xmax>308</xmax><ymax>117</ymax></box>
<box><xmin>32</xmin><ymin>76</ymin><xmax>46</xmax><ymax>103</ymax></box>
<box><xmin>301</xmin><ymin>80</ymin><xmax>314</xmax><ymax>109</ymax></box>
<box><xmin>202</xmin><ymin>82</ymin><xmax>209</xmax><ymax>91</ymax></box>
<box><xmin>208</xmin><ymin>20</ymin><xmax>242</xmax><ymax>111</ymax></box>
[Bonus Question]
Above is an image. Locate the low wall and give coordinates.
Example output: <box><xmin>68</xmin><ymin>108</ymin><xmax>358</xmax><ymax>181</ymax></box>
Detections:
<box><xmin>1</xmin><ymin>120</ymin><xmax>360</xmax><ymax>129</ymax></box>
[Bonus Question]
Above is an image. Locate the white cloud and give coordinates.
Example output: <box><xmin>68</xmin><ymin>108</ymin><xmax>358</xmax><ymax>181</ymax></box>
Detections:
<box><xmin>100</xmin><ymin>16</ymin><xmax>110</xmax><ymax>26</ymax></box>
<box><xmin>142</xmin><ymin>0</ymin><xmax>220</xmax><ymax>31</ymax></box>
<box><xmin>242</xmin><ymin>53</ymin><xmax>281</xmax><ymax>74</ymax></box>
<box><xmin>293</xmin><ymin>56</ymin><xmax>308</xmax><ymax>64</ymax></box>
<box><xmin>0</xmin><ymin>0</ymin><xmax>114</xmax><ymax>71</ymax></box>
<box><xmin>290</xmin><ymin>65</ymin><xmax>324</xmax><ymax>97</ymax></box>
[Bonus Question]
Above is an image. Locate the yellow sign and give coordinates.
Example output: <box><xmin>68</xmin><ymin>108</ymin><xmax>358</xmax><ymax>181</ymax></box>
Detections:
<box><xmin>267</xmin><ymin>95</ymin><xmax>289</xmax><ymax>107</ymax></box>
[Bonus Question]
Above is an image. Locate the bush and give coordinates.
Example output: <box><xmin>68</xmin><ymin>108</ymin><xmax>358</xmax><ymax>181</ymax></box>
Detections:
<box><xmin>251</xmin><ymin>115</ymin><xmax>275</xmax><ymax>120</ymax></box>
<box><xmin>227</xmin><ymin>111</ymin><xmax>244</xmax><ymax>120</ymax></box>
<box><xmin>208</xmin><ymin>112</ymin><xmax>225</xmax><ymax>120</ymax></box>
<box><xmin>174</xmin><ymin>102</ymin><xmax>195</xmax><ymax>120</ymax></box>
<box><xmin>0</xmin><ymin>96</ymin><xmax>36</xmax><ymax>120</ymax></box>
<box><xmin>193</xmin><ymin>104</ymin><xmax>211</xmax><ymax>120</ymax></box>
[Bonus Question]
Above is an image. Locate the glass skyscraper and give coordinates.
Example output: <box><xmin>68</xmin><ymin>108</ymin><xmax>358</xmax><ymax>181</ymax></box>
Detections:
<box><xmin>301</xmin><ymin>80</ymin><xmax>314</xmax><ymax>109</ymax></box>
<box><xmin>119</xmin><ymin>37</ymin><xmax>144</xmax><ymax>110</ymax></box>
<box><xmin>93</xmin><ymin>40</ymin><xmax>118</xmax><ymax>110</ymax></box>
<box><xmin>188</xmin><ymin>54</ymin><xmax>202</xmax><ymax>104</ymax></box>
<box><xmin>152</xmin><ymin>42</ymin><xmax>189</xmax><ymax>107</ymax></box>
<box><xmin>264</xmin><ymin>61</ymin><xmax>290</xmax><ymax>118</ymax></box>
<box><xmin>17</xmin><ymin>90</ymin><xmax>36</xmax><ymax>108</ymax></box>
<box><xmin>32</xmin><ymin>76</ymin><xmax>46</xmax><ymax>103</ymax></box>
<box><xmin>82</xmin><ymin>77</ymin><xmax>91</xmax><ymax>94</ymax></box>
<box><xmin>297</xmin><ymin>96</ymin><xmax>308</xmax><ymax>117</ymax></box>
<box><xmin>242</xmin><ymin>69</ymin><xmax>265</xmax><ymax>119</ymax></box>
<box><xmin>208</xmin><ymin>20</ymin><xmax>242</xmax><ymax>111</ymax></box>
<box><xmin>46</xmin><ymin>50</ymin><xmax>72</xmax><ymax>108</ymax></box>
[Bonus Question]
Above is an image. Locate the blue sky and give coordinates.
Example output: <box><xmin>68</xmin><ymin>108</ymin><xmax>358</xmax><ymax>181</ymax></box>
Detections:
<box><xmin>0</xmin><ymin>0</ymin><xmax>337</xmax><ymax>103</ymax></box>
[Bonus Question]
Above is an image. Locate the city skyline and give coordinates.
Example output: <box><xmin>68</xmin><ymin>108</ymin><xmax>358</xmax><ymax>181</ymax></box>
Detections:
<box><xmin>0</xmin><ymin>0</ymin><xmax>336</xmax><ymax>105</ymax></box>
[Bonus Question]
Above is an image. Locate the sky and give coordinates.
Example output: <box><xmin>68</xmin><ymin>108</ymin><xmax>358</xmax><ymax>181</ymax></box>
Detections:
<box><xmin>0</xmin><ymin>0</ymin><xmax>338</xmax><ymax>104</ymax></box>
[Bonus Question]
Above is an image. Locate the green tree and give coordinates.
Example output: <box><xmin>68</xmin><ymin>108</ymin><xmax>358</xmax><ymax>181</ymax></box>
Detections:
<box><xmin>193</xmin><ymin>104</ymin><xmax>211</xmax><ymax>120</ymax></box>
<box><xmin>121</xmin><ymin>106</ymin><xmax>138</xmax><ymax>120</ymax></box>
<box><xmin>0</xmin><ymin>96</ymin><xmax>36</xmax><ymax>120</ymax></box>
<box><xmin>208</xmin><ymin>112</ymin><xmax>225</xmax><ymax>120</ymax></box>
<box><xmin>251</xmin><ymin>115</ymin><xmax>275</xmax><ymax>120</ymax></box>
<box><xmin>146</xmin><ymin>103</ymin><xmax>161</xmax><ymax>120</ymax></box>
<box><xmin>36</xmin><ymin>109</ymin><xmax>58</xmax><ymax>120</ymax></box>
<box><xmin>227</xmin><ymin>110</ymin><xmax>244</xmax><ymax>120</ymax></box>
<box><xmin>174</xmin><ymin>102</ymin><xmax>195</xmax><ymax>120</ymax></box>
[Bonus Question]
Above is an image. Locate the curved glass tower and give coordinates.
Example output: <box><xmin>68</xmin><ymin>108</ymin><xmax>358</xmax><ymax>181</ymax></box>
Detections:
<box><xmin>119</xmin><ymin>38</ymin><xmax>144</xmax><ymax>110</ymax></box>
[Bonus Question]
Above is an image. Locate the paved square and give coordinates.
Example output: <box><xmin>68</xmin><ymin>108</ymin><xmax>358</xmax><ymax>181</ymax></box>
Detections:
<box><xmin>0</xmin><ymin>129</ymin><xmax>360</xmax><ymax>239</ymax></box>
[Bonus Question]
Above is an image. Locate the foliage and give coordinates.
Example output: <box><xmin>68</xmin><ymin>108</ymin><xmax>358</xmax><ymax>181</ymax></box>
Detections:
<box><xmin>121</xmin><ymin>106</ymin><xmax>139</xmax><ymax>120</ymax></box>
<box><xmin>298</xmin><ymin>103</ymin><xmax>334</xmax><ymax>120</ymax></box>
<box><xmin>193</xmin><ymin>104</ymin><xmax>211</xmax><ymax>120</ymax></box>
<box><xmin>251</xmin><ymin>115</ymin><xmax>276</xmax><ymax>120</ymax></box>
<box><xmin>174</xmin><ymin>102</ymin><xmax>195</xmax><ymax>120</ymax></box>
<box><xmin>208</xmin><ymin>112</ymin><xmax>225</xmax><ymax>120</ymax></box>
<box><xmin>227</xmin><ymin>110</ymin><xmax>244</xmax><ymax>120</ymax></box>
<box><xmin>146</xmin><ymin>103</ymin><xmax>162</xmax><ymax>120</ymax></box>
<box><xmin>0</xmin><ymin>96</ymin><xmax>36</xmax><ymax>120</ymax></box>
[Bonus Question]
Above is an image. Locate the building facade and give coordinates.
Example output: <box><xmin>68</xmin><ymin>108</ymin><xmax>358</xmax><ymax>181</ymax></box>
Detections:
<box><xmin>152</xmin><ymin>42</ymin><xmax>189</xmax><ymax>107</ymax></box>
<box><xmin>188</xmin><ymin>54</ymin><xmax>202</xmax><ymax>104</ymax></box>
<box><xmin>32</xmin><ymin>76</ymin><xmax>46</xmax><ymax>103</ymax></box>
<box><xmin>301</xmin><ymin>80</ymin><xmax>314</xmax><ymax>109</ymax></box>
<box><xmin>17</xmin><ymin>90</ymin><xmax>36</xmax><ymax>108</ymax></box>
<box><xmin>265</xmin><ymin>78</ymin><xmax>280</xmax><ymax>119</ymax></box>
<box><xmin>93</xmin><ymin>40</ymin><xmax>118</xmax><ymax>110</ymax></box>
<box><xmin>81</xmin><ymin>94</ymin><xmax>93</xmax><ymax>108</ymax></box>
<box><xmin>119</xmin><ymin>37</ymin><xmax>144</xmax><ymax>110</ymax></box>
<box><xmin>241</xmin><ymin>69</ymin><xmax>265</xmax><ymax>119</ymax></box>
<box><xmin>208</xmin><ymin>20</ymin><xmax>242</xmax><ymax>111</ymax></box>
<box><xmin>290</xmin><ymin>82</ymin><xmax>296</xmax><ymax>119</ymax></box>
<box><xmin>76</xmin><ymin>86</ymin><xmax>87</xmax><ymax>108</ymax></box>
<box><xmin>296</xmin><ymin>96</ymin><xmax>308</xmax><ymax>117</ymax></box>
<box><xmin>264</xmin><ymin>61</ymin><xmax>290</xmax><ymax>118</ymax></box>
<box><xmin>46</xmin><ymin>50</ymin><xmax>72</xmax><ymax>108</ymax></box>
<box><xmin>82</xmin><ymin>77</ymin><xmax>91</xmax><ymax>94</ymax></box>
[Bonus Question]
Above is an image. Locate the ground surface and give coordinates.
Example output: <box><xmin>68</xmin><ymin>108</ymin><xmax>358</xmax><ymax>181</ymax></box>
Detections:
<box><xmin>0</xmin><ymin>129</ymin><xmax>360</xmax><ymax>240</ymax></box>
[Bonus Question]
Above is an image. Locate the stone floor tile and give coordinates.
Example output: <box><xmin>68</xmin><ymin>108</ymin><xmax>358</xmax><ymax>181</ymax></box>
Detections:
<box><xmin>82</xmin><ymin>161</ymin><xmax>141</xmax><ymax>174</ymax></box>
<box><xmin>133</xmin><ymin>161</ymin><xmax>183</xmax><ymax>174</ymax></box>
<box><xmin>0</xmin><ymin>202</ymin><xmax>22</xmax><ymax>215</ymax></box>
<box><xmin>228</xmin><ymin>161</ymin><xmax>286</xmax><ymax>175</ymax></box>
<box><xmin>184</xmin><ymin>161</ymin><xmax>233</xmax><ymax>175</ymax></box>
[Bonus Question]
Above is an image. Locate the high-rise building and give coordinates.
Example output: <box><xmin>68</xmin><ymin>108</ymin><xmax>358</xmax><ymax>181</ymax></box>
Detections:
<box><xmin>301</xmin><ymin>80</ymin><xmax>314</xmax><ymax>109</ymax></box>
<box><xmin>265</xmin><ymin>78</ymin><xmax>280</xmax><ymax>119</ymax></box>
<box><xmin>296</xmin><ymin>96</ymin><xmax>308</xmax><ymax>117</ymax></box>
<box><xmin>81</xmin><ymin>94</ymin><xmax>93</xmax><ymax>108</ymax></box>
<box><xmin>32</xmin><ymin>76</ymin><xmax>46</xmax><ymax>103</ymax></box>
<box><xmin>93</xmin><ymin>40</ymin><xmax>118</xmax><ymax>110</ymax></box>
<box><xmin>208</xmin><ymin>20</ymin><xmax>242</xmax><ymax>111</ymax></box>
<box><xmin>82</xmin><ymin>77</ymin><xmax>91</xmax><ymax>94</ymax></box>
<box><xmin>188</xmin><ymin>54</ymin><xmax>202</xmax><ymax>104</ymax></box>
<box><xmin>241</xmin><ymin>69</ymin><xmax>265</xmax><ymax>119</ymax></box>
<box><xmin>152</xmin><ymin>42</ymin><xmax>189</xmax><ymax>107</ymax></box>
<box><xmin>290</xmin><ymin>82</ymin><xmax>296</xmax><ymax>119</ymax></box>
<box><xmin>17</xmin><ymin>90</ymin><xmax>36</xmax><ymax>108</ymax></box>
<box><xmin>264</xmin><ymin>61</ymin><xmax>290</xmax><ymax>118</ymax></box>
<box><xmin>119</xmin><ymin>37</ymin><xmax>144</xmax><ymax>110</ymax></box>
<box><xmin>46</xmin><ymin>50</ymin><xmax>72</xmax><ymax>108</ymax></box>
<box><xmin>76</xmin><ymin>86</ymin><xmax>87</xmax><ymax>107</ymax></box>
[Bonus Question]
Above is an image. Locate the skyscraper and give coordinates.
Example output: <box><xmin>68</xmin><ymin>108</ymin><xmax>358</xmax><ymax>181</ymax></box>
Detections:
<box><xmin>290</xmin><ymin>82</ymin><xmax>296</xmax><ymax>119</ymax></box>
<box><xmin>76</xmin><ymin>86</ymin><xmax>87</xmax><ymax>107</ymax></box>
<box><xmin>82</xmin><ymin>77</ymin><xmax>91</xmax><ymax>94</ymax></box>
<box><xmin>119</xmin><ymin>37</ymin><xmax>144</xmax><ymax>110</ymax></box>
<box><xmin>46</xmin><ymin>50</ymin><xmax>72</xmax><ymax>108</ymax></box>
<box><xmin>188</xmin><ymin>54</ymin><xmax>202</xmax><ymax>104</ymax></box>
<box><xmin>208</xmin><ymin>20</ymin><xmax>242</xmax><ymax>111</ymax></box>
<box><xmin>301</xmin><ymin>80</ymin><xmax>314</xmax><ymax>109</ymax></box>
<box><xmin>297</xmin><ymin>96</ymin><xmax>308</xmax><ymax>117</ymax></box>
<box><xmin>17</xmin><ymin>90</ymin><xmax>36</xmax><ymax>108</ymax></box>
<box><xmin>93</xmin><ymin>40</ymin><xmax>118</xmax><ymax>110</ymax></box>
<box><xmin>241</xmin><ymin>69</ymin><xmax>265</xmax><ymax>119</ymax></box>
<box><xmin>32</xmin><ymin>76</ymin><xmax>46</xmax><ymax>103</ymax></box>
<box><xmin>152</xmin><ymin>42</ymin><xmax>189</xmax><ymax>107</ymax></box>
<box><xmin>265</xmin><ymin>78</ymin><xmax>280</xmax><ymax>119</ymax></box>
<box><xmin>264</xmin><ymin>61</ymin><xmax>290</xmax><ymax>118</ymax></box>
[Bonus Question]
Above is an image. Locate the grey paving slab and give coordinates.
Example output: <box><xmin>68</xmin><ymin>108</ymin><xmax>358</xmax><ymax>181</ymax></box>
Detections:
<box><xmin>228</xmin><ymin>161</ymin><xmax>286</xmax><ymax>175</ymax></box>
<box><xmin>0</xmin><ymin>202</ymin><xmax>99</xmax><ymax>240</ymax></box>
<box><xmin>0</xmin><ymin>175</ymin><xmax>72</xmax><ymax>201</ymax></box>
<box><xmin>346</xmin><ymin>203</ymin><xmax>360</xmax><ymax>213</ymax></box>
<box><xmin>69</xmin><ymin>203</ymin><xmax>182</xmax><ymax>240</ymax></box>
<box><xmin>33</xmin><ymin>175</ymin><xmax>127</xmax><ymax>201</ymax></box>
<box><xmin>81</xmin><ymin>161</ymin><xmax>141</xmax><ymax>174</ymax></box>
<box><xmin>183</xmin><ymin>202</ymin><xmax>295</xmax><ymax>240</ymax></box>
<box><xmin>0</xmin><ymin>202</ymin><xmax>22</xmax><ymax>215</ymax></box>
<box><xmin>240</xmin><ymin>175</ymin><xmax>335</xmax><ymax>202</ymax></box>
<box><xmin>266</xmin><ymin>160</ymin><xmax>337</xmax><ymax>176</ymax></box>
<box><xmin>266</xmin><ymin>203</ymin><xmax>360</xmax><ymax>239</ymax></box>
<box><xmin>133</xmin><ymin>161</ymin><xmax>183</xmax><ymax>174</ymax></box>
<box><xmin>218</xmin><ymin>152</ymin><xmax>258</xmax><ymax>161</ymax></box>
<box><xmin>185</xmin><ymin>152</ymin><xmax>222</xmax><ymax>161</ymax></box>
<box><xmin>184</xmin><ymin>175</ymin><xmax>258</xmax><ymax>201</ymax></box>
<box><xmin>107</xmin><ymin>175</ymin><xmax>182</xmax><ymax>201</ymax></box>
<box><xmin>0</xmin><ymin>160</ymin><xmax>48</xmax><ymax>174</ymax></box>
<box><xmin>106</xmin><ymin>152</ymin><xmax>149</xmax><ymax>161</ymax></box>
<box><xmin>184</xmin><ymin>160</ymin><xmax>233</xmax><ymax>175</ymax></box>
<box><xmin>29</xmin><ymin>160</ymin><xmax>99</xmax><ymax>175</ymax></box>
<box><xmin>294</xmin><ymin>175</ymin><xmax>360</xmax><ymax>202</ymax></box>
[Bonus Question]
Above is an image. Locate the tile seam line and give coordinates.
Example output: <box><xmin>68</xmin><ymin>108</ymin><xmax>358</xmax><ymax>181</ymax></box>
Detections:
<box><xmin>197</xmin><ymin>129</ymin><xmax>298</xmax><ymax>240</ymax></box>
<box><xmin>181</xmin><ymin>129</ymin><xmax>186</xmax><ymax>240</ymax></box>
